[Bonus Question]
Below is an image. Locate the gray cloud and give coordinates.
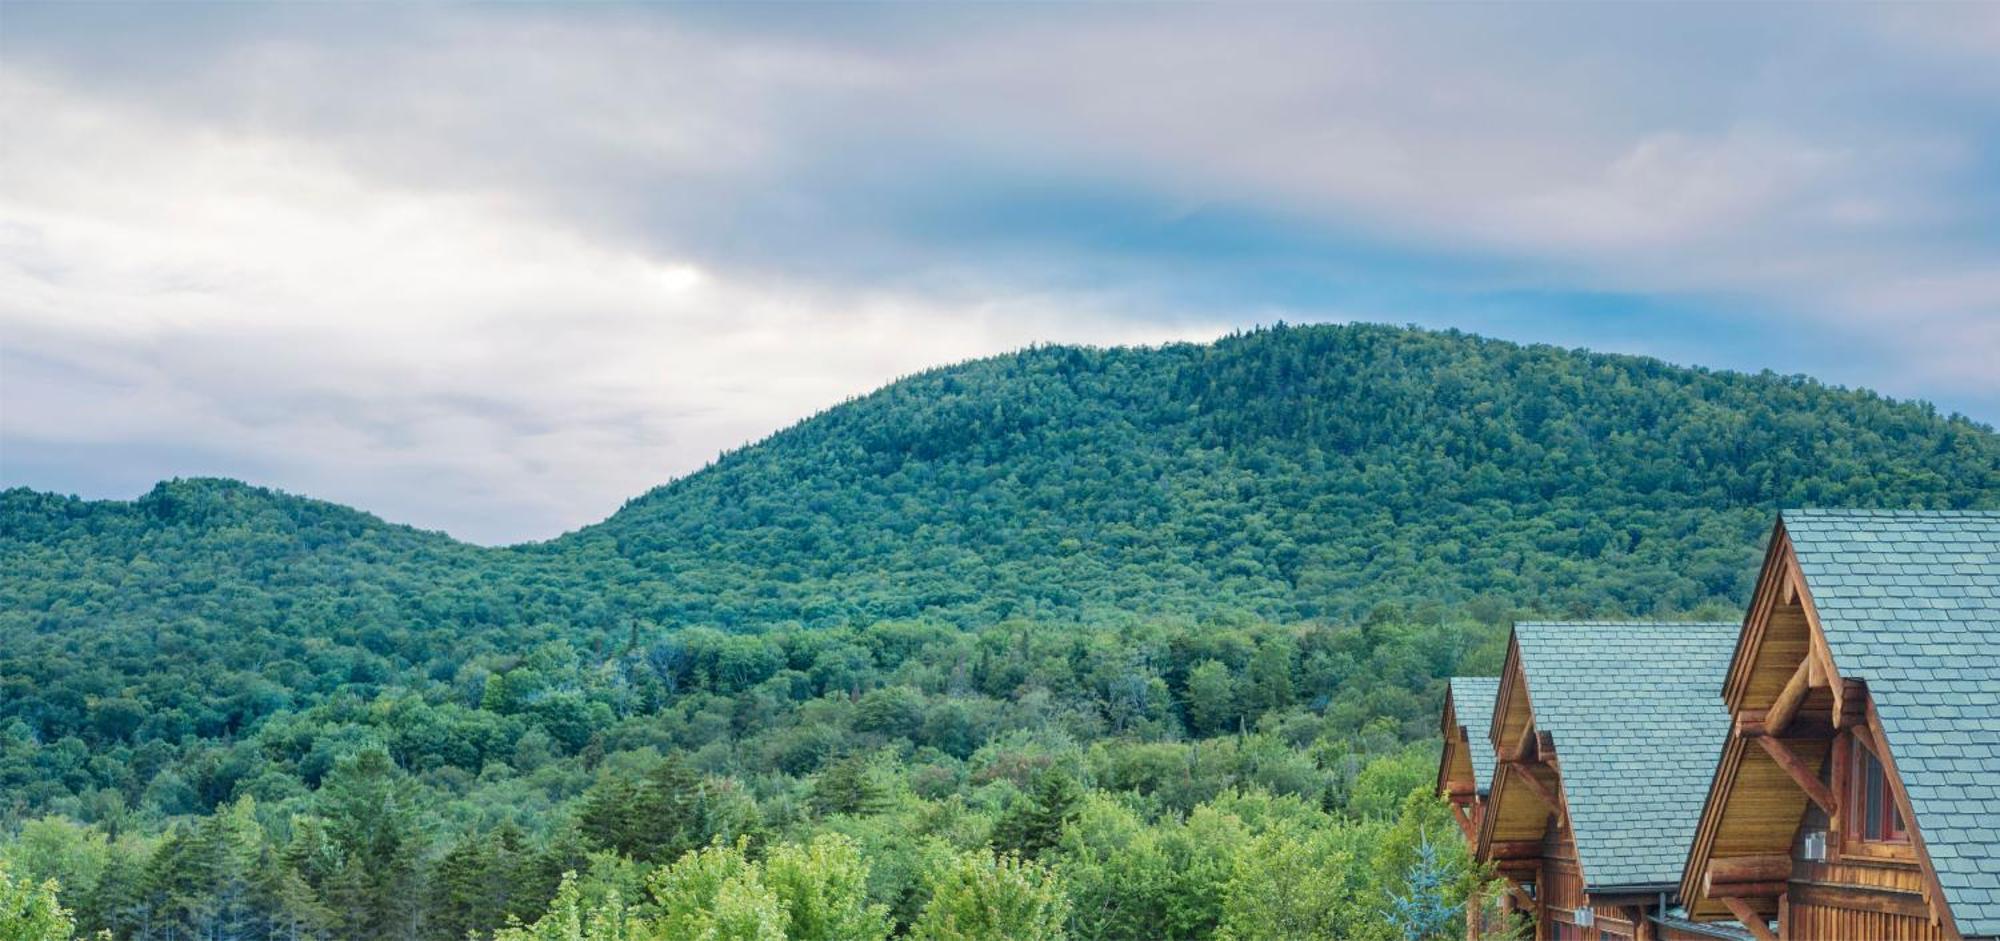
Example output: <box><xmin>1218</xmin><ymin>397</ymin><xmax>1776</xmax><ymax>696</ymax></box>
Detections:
<box><xmin>2</xmin><ymin>4</ymin><xmax>1995</xmax><ymax>541</ymax></box>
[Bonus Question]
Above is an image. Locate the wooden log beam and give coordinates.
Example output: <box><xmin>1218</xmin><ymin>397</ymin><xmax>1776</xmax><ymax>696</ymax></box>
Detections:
<box><xmin>1755</xmin><ymin>735</ymin><xmax>1836</xmax><ymax>816</ymax></box>
<box><xmin>1708</xmin><ymin>881</ymin><xmax>1789</xmax><ymax>899</ymax></box>
<box><xmin>1765</xmin><ymin>657</ymin><xmax>1814</xmax><ymax>735</ymax></box>
<box><xmin>1705</xmin><ymin>855</ymin><xmax>1792</xmax><ymax>890</ymax></box>
<box><xmin>1719</xmin><ymin>896</ymin><xmax>1777</xmax><ymax>941</ymax></box>
<box><xmin>1505</xmin><ymin>762</ymin><xmax>1565</xmax><ymax>826</ymax></box>
<box><xmin>1499</xmin><ymin>723</ymin><xmax>1536</xmax><ymax>763</ymax></box>
<box><xmin>1836</xmin><ymin>679</ymin><xmax>1866</xmax><ymax>728</ymax></box>
<box><xmin>1486</xmin><ymin>840</ymin><xmax>1541</xmax><ymax>861</ymax></box>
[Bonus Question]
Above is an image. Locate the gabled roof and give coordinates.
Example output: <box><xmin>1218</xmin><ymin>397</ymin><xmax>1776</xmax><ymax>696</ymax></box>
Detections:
<box><xmin>1784</xmin><ymin>508</ymin><xmax>2000</xmax><ymax>937</ymax></box>
<box><xmin>1513</xmin><ymin>620</ymin><xmax>1738</xmax><ymax>890</ymax></box>
<box><xmin>1448</xmin><ymin>676</ymin><xmax>1500</xmax><ymax>795</ymax></box>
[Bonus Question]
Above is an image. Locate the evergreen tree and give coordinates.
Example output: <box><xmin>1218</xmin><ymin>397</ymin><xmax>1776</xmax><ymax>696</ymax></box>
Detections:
<box><xmin>812</xmin><ymin>755</ymin><xmax>889</xmax><ymax>818</ymax></box>
<box><xmin>1386</xmin><ymin>835</ymin><xmax>1461</xmax><ymax>941</ymax></box>
<box><xmin>318</xmin><ymin>749</ymin><xmax>426</xmax><ymax>940</ymax></box>
<box><xmin>992</xmin><ymin>770</ymin><xmax>1082</xmax><ymax>861</ymax></box>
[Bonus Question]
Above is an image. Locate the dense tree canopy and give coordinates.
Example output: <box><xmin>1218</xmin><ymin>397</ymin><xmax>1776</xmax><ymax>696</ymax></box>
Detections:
<box><xmin>2</xmin><ymin>323</ymin><xmax>1993</xmax><ymax>939</ymax></box>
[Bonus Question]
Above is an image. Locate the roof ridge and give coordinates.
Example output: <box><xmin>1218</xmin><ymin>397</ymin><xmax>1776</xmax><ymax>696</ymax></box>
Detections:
<box><xmin>1784</xmin><ymin>507</ymin><xmax>2000</xmax><ymax>516</ymax></box>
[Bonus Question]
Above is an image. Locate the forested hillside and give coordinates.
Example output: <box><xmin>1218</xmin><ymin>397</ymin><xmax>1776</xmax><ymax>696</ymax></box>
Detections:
<box><xmin>2</xmin><ymin>323</ymin><xmax>1995</xmax><ymax>940</ymax></box>
<box><xmin>578</xmin><ymin>324</ymin><xmax>1997</xmax><ymax>624</ymax></box>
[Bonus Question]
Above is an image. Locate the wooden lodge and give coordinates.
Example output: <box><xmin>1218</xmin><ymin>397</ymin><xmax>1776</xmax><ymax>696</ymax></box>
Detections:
<box><xmin>1680</xmin><ymin>510</ymin><xmax>2000</xmax><ymax>941</ymax></box>
<box><xmin>1441</xmin><ymin>676</ymin><xmax>1501</xmax><ymax>846</ymax></box>
<box><xmin>1474</xmin><ymin>621</ymin><xmax>1743</xmax><ymax>941</ymax></box>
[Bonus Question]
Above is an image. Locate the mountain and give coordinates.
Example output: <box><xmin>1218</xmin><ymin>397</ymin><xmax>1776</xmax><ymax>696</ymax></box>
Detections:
<box><xmin>561</xmin><ymin>323</ymin><xmax>1998</xmax><ymax>625</ymax></box>
<box><xmin>3</xmin><ymin>323</ymin><xmax>1995</xmax><ymax>938</ymax></box>
<box><xmin>5</xmin><ymin>323</ymin><xmax>1990</xmax><ymax>751</ymax></box>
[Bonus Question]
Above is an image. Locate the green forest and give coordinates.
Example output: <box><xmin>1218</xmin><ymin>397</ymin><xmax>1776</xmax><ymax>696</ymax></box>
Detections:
<box><xmin>3</xmin><ymin>324</ymin><xmax>1996</xmax><ymax>940</ymax></box>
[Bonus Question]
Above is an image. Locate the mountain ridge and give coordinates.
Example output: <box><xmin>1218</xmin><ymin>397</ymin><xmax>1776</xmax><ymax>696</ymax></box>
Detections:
<box><xmin>7</xmin><ymin>323</ymin><xmax>1996</xmax><ymax>636</ymax></box>
<box><xmin>9</xmin><ymin>324</ymin><xmax>1992</xmax><ymax>552</ymax></box>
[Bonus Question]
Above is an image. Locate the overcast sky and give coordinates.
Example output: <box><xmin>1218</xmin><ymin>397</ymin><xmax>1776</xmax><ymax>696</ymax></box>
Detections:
<box><xmin>3</xmin><ymin>4</ymin><xmax>1997</xmax><ymax>544</ymax></box>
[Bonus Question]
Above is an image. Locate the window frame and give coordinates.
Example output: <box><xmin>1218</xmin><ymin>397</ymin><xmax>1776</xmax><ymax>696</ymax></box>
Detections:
<box><xmin>1837</xmin><ymin>728</ymin><xmax>1916</xmax><ymax>863</ymax></box>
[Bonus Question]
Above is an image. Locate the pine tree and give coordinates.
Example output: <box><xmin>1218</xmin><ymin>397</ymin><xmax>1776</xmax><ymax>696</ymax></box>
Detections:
<box><xmin>636</xmin><ymin>756</ymin><xmax>706</xmax><ymax>861</ymax></box>
<box><xmin>428</xmin><ymin>833</ymin><xmax>496</xmax><ymax>941</ymax></box>
<box><xmin>318</xmin><ymin>748</ymin><xmax>426</xmax><ymax>940</ymax></box>
<box><xmin>992</xmin><ymin>770</ymin><xmax>1082</xmax><ymax>861</ymax></box>
<box><xmin>1386</xmin><ymin>835</ymin><xmax>1461</xmax><ymax>941</ymax></box>
<box><xmin>810</xmin><ymin>755</ymin><xmax>889</xmax><ymax>818</ymax></box>
<box><xmin>576</xmin><ymin>775</ymin><xmax>644</xmax><ymax>859</ymax></box>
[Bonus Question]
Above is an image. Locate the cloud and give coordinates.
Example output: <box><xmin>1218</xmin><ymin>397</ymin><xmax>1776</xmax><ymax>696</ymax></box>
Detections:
<box><xmin>0</xmin><ymin>66</ymin><xmax>1222</xmax><ymax>542</ymax></box>
<box><xmin>1</xmin><ymin>4</ymin><xmax>1994</xmax><ymax>541</ymax></box>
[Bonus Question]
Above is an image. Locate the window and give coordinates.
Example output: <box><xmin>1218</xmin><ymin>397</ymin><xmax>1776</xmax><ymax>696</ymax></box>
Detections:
<box><xmin>1849</xmin><ymin>740</ymin><xmax>1907</xmax><ymax>843</ymax></box>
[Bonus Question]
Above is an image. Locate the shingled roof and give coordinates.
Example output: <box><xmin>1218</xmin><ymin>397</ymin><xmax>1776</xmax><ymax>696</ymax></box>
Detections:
<box><xmin>1448</xmin><ymin>676</ymin><xmax>1500</xmax><ymax>795</ymax></box>
<box><xmin>1514</xmin><ymin>621</ymin><xmax>1739</xmax><ymax>890</ymax></box>
<box><xmin>1784</xmin><ymin>508</ymin><xmax>2000</xmax><ymax>938</ymax></box>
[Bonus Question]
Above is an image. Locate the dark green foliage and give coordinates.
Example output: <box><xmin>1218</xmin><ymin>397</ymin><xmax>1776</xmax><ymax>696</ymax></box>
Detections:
<box><xmin>586</xmin><ymin>323</ymin><xmax>1998</xmax><ymax>625</ymax></box>
<box><xmin>0</xmin><ymin>324</ymin><xmax>1994</xmax><ymax>938</ymax></box>
<box><xmin>576</xmin><ymin>757</ymin><xmax>745</xmax><ymax>865</ymax></box>
<box><xmin>992</xmin><ymin>770</ymin><xmax>1083</xmax><ymax>861</ymax></box>
<box><xmin>429</xmin><ymin>823</ymin><xmax>541</xmax><ymax>941</ymax></box>
<box><xmin>812</xmin><ymin>755</ymin><xmax>891</xmax><ymax>819</ymax></box>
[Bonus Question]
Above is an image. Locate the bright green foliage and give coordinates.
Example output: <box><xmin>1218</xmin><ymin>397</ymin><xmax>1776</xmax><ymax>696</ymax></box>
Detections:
<box><xmin>1214</xmin><ymin>822</ymin><xmax>1364</xmax><ymax>941</ymax></box>
<box><xmin>636</xmin><ymin>835</ymin><xmax>891</xmax><ymax>941</ymax></box>
<box><xmin>759</xmin><ymin>835</ymin><xmax>891</xmax><ymax>941</ymax></box>
<box><xmin>1184</xmin><ymin>662</ymin><xmax>1239</xmax><ymax>738</ymax></box>
<box><xmin>1054</xmin><ymin>795</ymin><xmax>1246</xmax><ymax>941</ymax></box>
<box><xmin>909</xmin><ymin>851</ymin><xmax>1070</xmax><ymax>941</ymax></box>
<box><xmin>492</xmin><ymin>872</ymin><xmax>644</xmax><ymax>941</ymax></box>
<box><xmin>0</xmin><ymin>861</ymin><xmax>75</xmax><ymax>941</ymax></box>
<box><xmin>648</xmin><ymin>841</ymin><xmax>787</xmax><ymax>941</ymax></box>
<box><xmin>0</xmin><ymin>820</ymin><xmax>105</xmax><ymax>919</ymax></box>
<box><xmin>1365</xmin><ymin>793</ymin><xmax>1514</xmax><ymax>941</ymax></box>
<box><xmin>1347</xmin><ymin>749</ymin><xmax>1440</xmax><ymax>821</ymax></box>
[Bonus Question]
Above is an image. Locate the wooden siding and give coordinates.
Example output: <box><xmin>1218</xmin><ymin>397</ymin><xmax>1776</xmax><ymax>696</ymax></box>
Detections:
<box><xmin>1682</xmin><ymin>520</ymin><xmax>1965</xmax><ymax>941</ymax></box>
<box><xmin>1787</xmin><ymin>897</ymin><xmax>1948</xmax><ymax>941</ymax></box>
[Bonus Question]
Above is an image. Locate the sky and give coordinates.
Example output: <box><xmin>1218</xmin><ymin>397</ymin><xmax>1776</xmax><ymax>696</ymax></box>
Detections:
<box><xmin>2</xmin><ymin>4</ymin><xmax>1997</xmax><ymax>545</ymax></box>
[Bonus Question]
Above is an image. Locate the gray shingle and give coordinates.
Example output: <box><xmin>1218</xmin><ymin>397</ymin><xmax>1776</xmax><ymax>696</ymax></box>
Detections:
<box><xmin>1513</xmin><ymin>620</ymin><xmax>1738</xmax><ymax>891</ymax></box>
<box><xmin>1785</xmin><ymin>509</ymin><xmax>2000</xmax><ymax>940</ymax></box>
<box><xmin>1449</xmin><ymin>676</ymin><xmax>1501</xmax><ymax>796</ymax></box>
